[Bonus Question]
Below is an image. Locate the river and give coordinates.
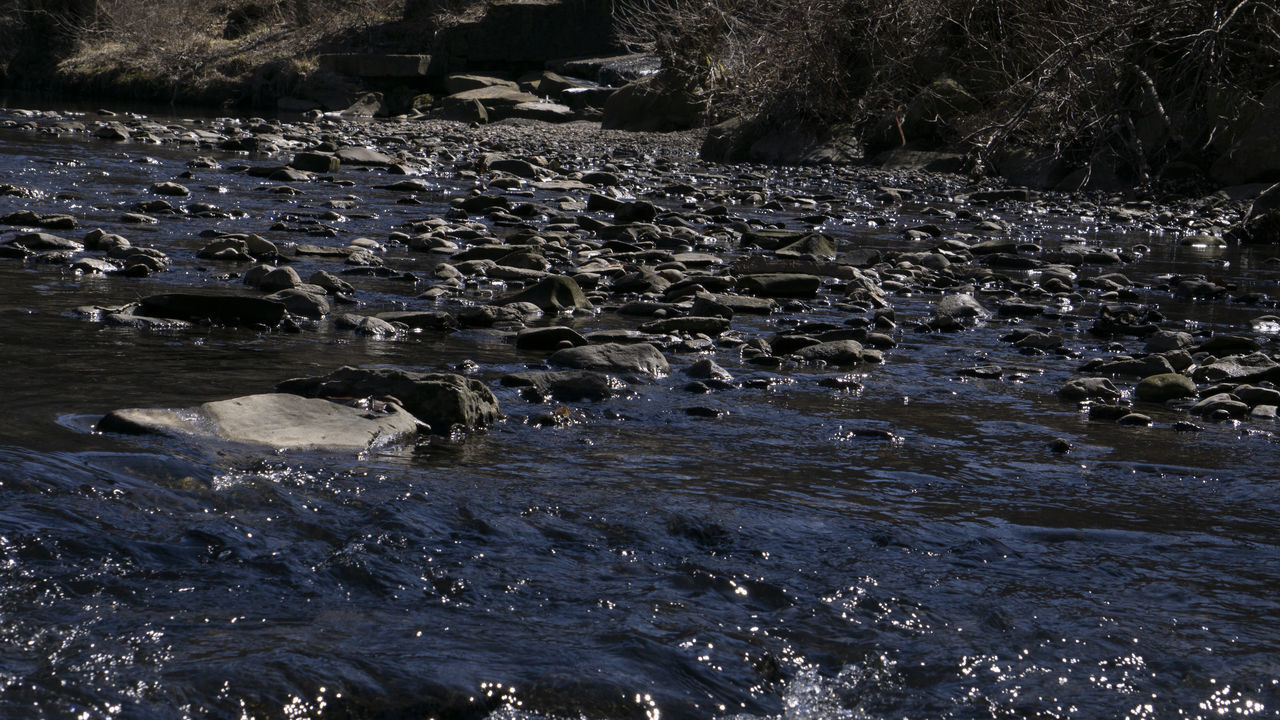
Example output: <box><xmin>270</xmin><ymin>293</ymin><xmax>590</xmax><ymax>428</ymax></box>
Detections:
<box><xmin>0</xmin><ymin>107</ymin><xmax>1278</xmax><ymax>719</ymax></box>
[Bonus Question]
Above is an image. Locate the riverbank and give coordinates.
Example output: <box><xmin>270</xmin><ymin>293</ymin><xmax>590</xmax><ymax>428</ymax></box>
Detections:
<box><xmin>4</xmin><ymin>1</ymin><xmax>1279</xmax><ymax>192</ymax></box>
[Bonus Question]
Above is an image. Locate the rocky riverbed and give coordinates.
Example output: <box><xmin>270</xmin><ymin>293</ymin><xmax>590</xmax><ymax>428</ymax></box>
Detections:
<box><xmin>1</xmin><ymin>107</ymin><xmax>1278</xmax><ymax>718</ymax></box>
<box><xmin>3</xmin><ymin>107</ymin><xmax>1278</xmax><ymax>445</ymax></box>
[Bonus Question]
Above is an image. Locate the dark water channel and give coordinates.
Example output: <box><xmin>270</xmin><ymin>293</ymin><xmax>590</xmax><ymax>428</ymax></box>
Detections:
<box><xmin>1</xmin><ymin>109</ymin><xmax>1279</xmax><ymax>719</ymax></box>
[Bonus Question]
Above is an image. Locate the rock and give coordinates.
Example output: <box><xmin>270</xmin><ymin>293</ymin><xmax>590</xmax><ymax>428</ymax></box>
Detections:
<box><xmin>1193</xmin><ymin>353</ymin><xmax>1279</xmax><ymax>383</ymax></box>
<box><xmin>8</xmin><ymin>232</ymin><xmax>82</xmax><ymax>251</ymax></box>
<box><xmin>638</xmin><ymin>316</ymin><xmax>731</xmax><ymax>336</ymax></box>
<box><xmin>1144</xmin><ymin>330</ymin><xmax>1194</xmax><ymax>353</ymax></box>
<box><xmin>507</xmin><ymin>101</ymin><xmax>575</xmax><ymax>123</ymax></box>
<box><xmin>500</xmin><ymin>370</ymin><xmax>621</xmax><ymax>402</ymax></box>
<box><xmin>934</xmin><ymin>294</ymin><xmax>989</xmax><ymax>320</ymax></box>
<box><xmin>98</xmin><ymin>393</ymin><xmax>421</xmax><ymax>451</ymax></box>
<box><xmin>291</xmin><ymin>152</ymin><xmax>340</xmax><ymax>173</ymax></box>
<box><xmin>793</xmin><ymin>340</ymin><xmax>864</xmax><ymax>365</ymax></box>
<box><xmin>548</xmin><ymin>342</ymin><xmax>669</xmax><ymax>377</ymax></box>
<box><xmin>335</xmin><ymin>147</ymin><xmax>398</xmax><ymax>167</ymax></box>
<box><xmin>613</xmin><ymin>200</ymin><xmax>659</xmax><ymax>223</ymax></box>
<box><xmin>373</xmin><ymin>311</ymin><xmax>459</xmax><ymax>332</ymax></box>
<box><xmin>551</xmin><ymin>53</ymin><xmax>659</xmax><ymax>85</ymax></box>
<box><xmin>1092</xmin><ymin>355</ymin><xmax>1176</xmax><ymax>377</ymax></box>
<box><xmin>336</xmin><ymin>314</ymin><xmax>400</xmax><ymax>337</ymax></box>
<box><xmin>1135</xmin><ymin>373</ymin><xmax>1197</xmax><ymax>402</ymax></box>
<box><xmin>1058</xmin><ymin>377</ymin><xmax>1123</xmax><ymax>401</ymax></box>
<box><xmin>737</xmin><ymin>273</ymin><xmax>822</xmax><ymax>298</ymax></box>
<box><xmin>72</xmin><ymin>257</ymin><xmax>117</xmax><ymax>274</ymax></box>
<box><xmin>1252</xmin><ymin>404</ymin><xmax>1279</xmax><ymax>420</ymax></box>
<box><xmin>443</xmin><ymin>86</ymin><xmax>541</xmax><ymax>119</ymax></box>
<box><xmin>776</xmin><ymin>233</ymin><xmax>837</xmax><ymax>260</ymax></box>
<box><xmin>484</xmin><ymin>156</ymin><xmax>544</xmax><ymax>179</ymax></box>
<box><xmin>198</xmin><ymin>237</ymin><xmax>254</xmax><ymax>262</ymax></box>
<box><xmin>702</xmin><ymin>293</ymin><xmax>775</xmax><ymax>315</ymax></box>
<box><xmin>151</xmin><ymin>181</ymin><xmax>189</xmax><ymax>197</ymax></box>
<box><xmin>515</xmin><ymin>326</ymin><xmax>589</xmax><ymax>351</ymax></box>
<box><xmin>338</xmin><ymin>92</ymin><xmax>386</xmax><ymax>117</ymax></box>
<box><xmin>1190</xmin><ymin>393</ymin><xmax>1250</xmax><ymax>418</ymax></box>
<box><xmin>94</xmin><ymin>122</ymin><xmax>130</xmax><ymax>141</ymax></box>
<box><xmin>445</xmin><ymin>74</ymin><xmax>518</xmax><ymax>94</ymax></box>
<box><xmin>257</xmin><ymin>265</ymin><xmax>303</xmax><ymax>292</ymax></box>
<box><xmin>700</xmin><ymin>116</ymin><xmax>861</xmax><ymax>165</ymax></box>
<box><xmin>602</xmin><ymin>75</ymin><xmax>705</xmax><ymax>132</ymax></box>
<box><xmin>309</xmin><ymin>270</ymin><xmax>356</xmax><ymax>295</ymax></box>
<box><xmin>684</xmin><ymin>358</ymin><xmax>733</xmax><ymax>382</ymax></box>
<box><xmin>276</xmin><ymin>366</ymin><xmax>501</xmax><ymax>434</ymax></box>
<box><xmin>138</xmin><ymin>293</ymin><xmax>287</xmax><ymax>326</ymax></box>
<box><xmin>1234</xmin><ymin>385</ymin><xmax>1280</xmax><ymax>407</ymax></box>
<box><xmin>499</xmin><ymin>275</ymin><xmax>593</xmax><ymax>312</ymax></box>
<box><xmin>264</xmin><ymin>287</ymin><xmax>329</xmax><ymax>318</ymax></box>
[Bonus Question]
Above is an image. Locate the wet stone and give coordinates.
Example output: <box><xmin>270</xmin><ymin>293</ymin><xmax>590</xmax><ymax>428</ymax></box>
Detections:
<box><xmin>1059</xmin><ymin>377</ymin><xmax>1122</xmax><ymax>401</ymax></box>
<box><xmin>548</xmin><ymin>342</ymin><xmax>670</xmax><ymax>377</ymax></box>
<box><xmin>515</xmin><ymin>326</ymin><xmax>590</xmax><ymax>351</ymax></box>
<box><xmin>1135</xmin><ymin>373</ymin><xmax>1197</xmax><ymax>403</ymax></box>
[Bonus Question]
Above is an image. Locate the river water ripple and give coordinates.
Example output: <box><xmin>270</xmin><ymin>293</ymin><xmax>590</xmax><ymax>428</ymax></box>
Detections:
<box><xmin>0</xmin><ymin>110</ymin><xmax>1278</xmax><ymax>719</ymax></box>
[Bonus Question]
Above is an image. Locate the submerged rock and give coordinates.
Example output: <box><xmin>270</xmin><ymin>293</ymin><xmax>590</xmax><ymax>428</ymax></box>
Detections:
<box><xmin>98</xmin><ymin>393</ymin><xmax>421</xmax><ymax>451</ymax></box>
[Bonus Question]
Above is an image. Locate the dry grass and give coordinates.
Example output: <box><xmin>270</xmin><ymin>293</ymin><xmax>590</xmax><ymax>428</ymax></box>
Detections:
<box><xmin>42</xmin><ymin>0</ymin><xmax>407</xmax><ymax>104</ymax></box>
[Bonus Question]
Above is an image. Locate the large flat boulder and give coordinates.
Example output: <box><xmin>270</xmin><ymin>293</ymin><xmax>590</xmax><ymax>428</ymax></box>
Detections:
<box><xmin>97</xmin><ymin>393</ymin><xmax>421</xmax><ymax>451</ymax></box>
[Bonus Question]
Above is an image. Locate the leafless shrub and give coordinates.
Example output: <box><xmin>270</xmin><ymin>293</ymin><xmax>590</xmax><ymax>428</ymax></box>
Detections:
<box><xmin>617</xmin><ymin>0</ymin><xmax>1280</xmax><ymax>175</ymax></box>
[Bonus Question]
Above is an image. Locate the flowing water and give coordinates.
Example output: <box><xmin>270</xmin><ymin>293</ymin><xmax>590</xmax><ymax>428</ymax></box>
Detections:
<box><xmin>0</xmin><ymin>109</ymin><xmax>1278</xmax><ymax>719</ymax></box>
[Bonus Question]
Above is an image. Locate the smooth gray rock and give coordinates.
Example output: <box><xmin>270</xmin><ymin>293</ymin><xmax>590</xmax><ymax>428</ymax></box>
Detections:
<box><xmin>1193</xmin><ymin>353</ymin><xmax>1279</xmax><ymax>383</ymax></box>
<box><xmin>515</xmin><ymin>326</ymin><xmax>589</xmax><ymax>351</ymax></box>
<box><xmin>335</xmin><ymin>147</ymin><xmax>398</xmax><ymax>167</ymax></box>
<box><xmin>374</xmin><ymin>311</ymin><xmax>459</xmax><ymax>332</ymax></box>
<box><xmin>1143</xmin><ymin>330</ymin><xmax>1194</xmax><ymax>354</ymax></box>
<box><xmin>793</xmin><ymin>340</ymin><xmax>864</xmax><ymax>365</ymax></box>
<box><xmin>98</xmin><ymin>393</ymin><xmax>421</xmax><ymax>451</ymax></box>
<box><xmin>499</xmin><ymin>275</ymin><xmax>593</xmax><ymax>312</ymax></box>
<box><xmin>9</xmin><ymin>232</ymin><xmax>82</xmax><ymax>251</ymax></box>
<box><xmin>276</xmin><ymin>366</ymin><xmax>501</xmax><ymax>434</ymax></box>
<box><xmin>1233</xmin><ymin>385</ymin><xmax>1280</xmax><ymax>407</ymax></box>
<box><xmin>736</xmin><ymin>273</ymin><xmax>822</xmax><ymax>298</ymax></box>
<box><xmin>934</xmin><ymin>293</ymin><xmax>989</xmax><ymax>319</ymax></box>
<box><xmin>266</xmin><ymin>287</ymin><xmax>329</xmax><ymax>318</ymax></box>
<box><xmin>1093</xmin><ymin>355</ymin><xmax>1176</xmax><ymax>377</ymax></box>
<box><xmin>684</xmin><ymin>358</ymin><xmax>733</xmax><ymax>382</ymax></box>
<box><xmin>1191</xmin><ymin>393</ymin><xmax>1250</xmax><ymax>417</ymax></box>
<box><xmin>1135</xmin><ymin>373</ymin><xmax>1197</xmax><ymax>402</ymax></box>
<box><xmin>258</xmin><ymin>266</ymin><xmax>303</xmax><ymax>292</ymax></box>
<box><xmin>548</xmin><ymin>342</ymin><xmax>669</xmax><ymax>377</ymax></box>
<box><xmin>638</xmin><ymin>316</ymin><xmax>731</xmax><ymax>336</ymax></box>
<box><xmin>72</xmin><ymin>257</ymin><xmax>118</xmax><ymax>274</ymax></box>
<box><xmin>1058</xmin><ymin>377</ymin><xmax>1123</xmax><ymax>401</ymax></box>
